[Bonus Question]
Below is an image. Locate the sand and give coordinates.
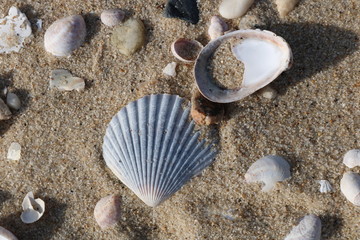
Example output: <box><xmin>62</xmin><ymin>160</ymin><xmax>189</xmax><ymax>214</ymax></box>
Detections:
<box><xmin>0</xmin><ymin>0</ymin><xmax>359</xmax><ymax>239</ymax></box>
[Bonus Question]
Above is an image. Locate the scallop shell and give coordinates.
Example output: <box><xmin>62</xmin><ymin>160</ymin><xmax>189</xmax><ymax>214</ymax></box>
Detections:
<box><xmin>171</xmin><ymin>38</ymin><xmax>203</xmax><ymax>63</ymax></box>
<box><xmin>103</xmin><ymin>94</ymin><xmax>216</xmax><ymax>207</ymax></box>
<box><xmin>244</xmin><ymin>155</ymin><xmax>291</xmax><ymax>192</ymax></box>
<box><xmin>194</xmin><ymin>29</ymin><xmax>292</xmax><ymax>103</ymax></box>
<box><xmin>284</xmin><ymin>214</ymin><xmax>322</xmax><ymax>240</ymax></box>
<box><xmin>0</xmin><ymin>226</ymin><xmax>18</xmax><ymax>240</ymax></box>
<box><xmin>340</xmin><ymin>172</ymin><xmax>360</xmax><ymax>206</ymax></box>
<box><xmin>44</xmin><ymin>15</ymin><xmax>86</xmax><ymax>57</ymax></box>
<box><xmin>343</xmin><ymin>149</ymin><xmax>360</xmax><ymax>168</ymax></box>
<box><xmin>317</xmin><ymin>180</ymin><xmax>333</xmax><ymax>193</ymax></box>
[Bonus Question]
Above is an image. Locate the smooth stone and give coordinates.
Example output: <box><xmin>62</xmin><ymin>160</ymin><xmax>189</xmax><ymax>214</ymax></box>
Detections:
<box><xmin>164</xmin><ymin>0</ymin><xmax>200</xmax><ymax>24</ymax></box>
<box><xmin>111</xmin><ymin>18</ymin><xmax>145</xmax><ymax>56</ymax></box>
<box><xmin>219</xmin><ymin>0</ymin><xmax>254</xmax><ymax>19</ymax></box>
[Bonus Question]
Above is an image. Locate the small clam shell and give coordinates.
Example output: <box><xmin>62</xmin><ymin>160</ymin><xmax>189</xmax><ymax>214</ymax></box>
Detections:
<box><xmin>20</xmin><ymin>191</ymin><xmax>45</xmax><ymax>224</ymax></box>
<box><xmin>6</xmin><ymin>92</ymin><xmax>21</xmax><ymax>110</ymax></box>
<box><xmin>284</xmin><ymin>214</ymin><xmax>321</xmax><ymax>240</ymax></box>
<box><xmin>171</xmin><ymin>38</ymin><xmax>203</xmax><ymax>63</ymax></box>
<box><xmin>317</xmin><ymin>180</ymin><xmax>332</xmax><ymax>193</ymax></box>
<box><xmin>0</xmin><ymin>226</ymin><xmax>18</xmax><ymax>240</ymax></box>
<box><xmin>94</xmin><ymin>195</ymin><xmax>121</xmax><ymax>229</ymax></box>
<box><xmin>0</xmin><ymin>98</ymin><xmax>11</xmax><ymax>120</ymax></box>
<box><xmin>340</xmin><ymin>172</ymin><xmax>360</xmax><ymax>206</ymax></box>
<box><xmin>44</xmin><ymin>15</ymin><xmax>86</xmax><ymax>57</ymax></box>
<box><xmin>219</xmin><ymin>0</ymin><xmax>254</xmax><ymax>19</ymax></box>
<box><xmin>275</xmin><ymin>0</ymin><xmax>301</xmax><ymax>18</ymax></box>
<box><xmin>343</xmin><ymin>149</ymin><xmax>360</xmax><ymax>168</ymax></box>
<box><xmin>101</xmin><ymin>9</ymin><xmax>125</xmax><ymax>27</ymax></box>
<box><xmin>7</xmin><ymin>142</ymin><xmax>21</xmax><ymax>161</ymax></box>
<box><xmin>245</xmin><ymin>155</ymin><xmax>291</xmax><ymax>192</ymax></box>
<box><xmin>208</xmin><ymin>16</ymin><xmax>228</xmax><ymax>40</ymax></box>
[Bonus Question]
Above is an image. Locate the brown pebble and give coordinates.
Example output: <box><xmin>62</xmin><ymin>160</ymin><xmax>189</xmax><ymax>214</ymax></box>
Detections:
<box><xmin>191</xmin><ymin>89</ymin><xmax>224</xmax><ymax>125</ymax></box>
<box><xmin>94</xmin><ymin>194</ymin><xmax>121</xmax><ymax>230</ymax></box>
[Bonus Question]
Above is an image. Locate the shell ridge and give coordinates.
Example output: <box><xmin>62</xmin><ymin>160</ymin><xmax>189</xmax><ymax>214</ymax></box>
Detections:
<box><xmin>138</xmin><ymin>96</ymin><xmax>149</xmax><ymax>199</ymax></box>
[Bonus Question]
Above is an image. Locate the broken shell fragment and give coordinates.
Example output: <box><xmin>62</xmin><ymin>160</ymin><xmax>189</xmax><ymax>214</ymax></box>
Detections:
<box><xmin>208</xmin><ymin>16</ymin><xmax>228</xmax><ymax>40</ymax></box>
<box><xmin>343</xmin><ymin>149</ymin><xmax>360</xmax><ymax>168</ymax></box>
<box><xmin>194</xmin><ymin>29</ymin><xmax>292</xmax><ymax>103</ymax></box>
<box><xmin>102</xmin><ymin>94</ymin><xmax>216</xmax><ymax>207</ymax></box>
<box><xmin>340</xmin><ymin>172</ymin><xmax>360</xmax><ymax>206</ymax></box>
<box><xmin>275</xmin><ymin>0</ymin><xmax>301</xmax><ymax>18</ymax></box>
<box><xmin>171</xmin><ymin>38</ymin><xmax>203</xmax><ymax>63</ymax></box>
<box><xmin>245</xmin><ymin>155</ymin><xmax>291</xmax><ymax>192</ymax></box>
<box><xmin>284</xmin><ymin>214</ymin><xmax>321</xmax><ymax>240</ymax></box>
<box><xmin>6</xmin><ymin>93</ymin><xmax>21</xmax><ymax>110</ymax></box>
<box><xmin>317</xmin><ymin>180</ymin><xmax>333</xmax><ymax>193</ymax></box>
<box><xmin>94</xmin><ymin>195</ymin><xmax>121</xmax><ymax>229</ymax></box>
<box><xmin>191</xmin><ymin>89</ymin><xmax>224</xmax><ymax>125</ymax></box>
<box><xmin>163</xmin><ymin>62</ymin><xmax>177</xmax><ymax>77</ymax></box>
<box><xmin>0</xmin><ymin>6</ymin><xmax>32</xmax><ymax>54</ymax></box>
<box><xmin>101</xmin><ymin>9</ymin><xmax>125</xmax><ymax>27</ymax></box>
<box><xmin>20</xmin><ymin>192</ymin><xmax>45</xmax><ymax>224</ymax></box>
<box><xmin>7</xmin><ymin>142</ymin><xmax>21</xmax><ymax>161</ymax></box>
<box><xmin>219</xmin><ymin>0</ymin><xmax>254</xmax><ymax>19</ymax></box>
<box><xmin>0</xmin><ymin>226</ymin><xmax>18</xmax><ymax>240</ymax></box>
<box><xmin>0</xmin><ymin>98</ymin><xmax>11</xmax><ymax>120</ymax></box>
<box><xmin>50</xmin><ymin>69</ymin><xmax>85</xmax><ymax>91</ymax></box>
<box><xmin>258</xmin><ymin>85</ymin><xmax>277</xmax><ymax>99</ymax></box>
<box><xmin>44</xmin><ymin>15</ymin><xmax>86</xmax><ymax>57</ymax></box>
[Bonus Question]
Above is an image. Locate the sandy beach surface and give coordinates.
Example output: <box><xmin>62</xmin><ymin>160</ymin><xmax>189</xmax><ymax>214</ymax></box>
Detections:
<box><xmin>0</xmin><ymin>0</ymin><xmax>359</xmax><ymax>239</ymax></box>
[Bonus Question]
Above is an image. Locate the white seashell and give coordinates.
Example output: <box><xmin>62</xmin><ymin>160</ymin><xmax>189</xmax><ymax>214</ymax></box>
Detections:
<box><xmin>340</xmin><ymin>172</ymin><xmax>360</xmax><ymax>206</ymax></box>
<box><xmin>35</xmin><ymin>19</ymin><xmax>43</xmax><ymax>31</ymax></box>
<box><xmin>343</xmin><ymin>149</ymin><xmax>360</xmax><ymax>168</ymax></box>
<box><xmin>317</xmin><ymin>180</ymin><xmax>333</xmax><ymax>193</ymax></box>
<box><xmin>194</xmin><ymin>29</ymin><xmax>292</xmax><ymax>103</ymax></box>
<box><xmin>258</xmin><ymin>85</ymin><xmax>277</xmax><ymax>99</ymax></box>
<box><xmin>219</xmin><ymin>0</ymin><xmax>254</xmax><ymax>19</ymax></box>
<box><xmin>284</xmin><ymin>214</ymin><xmax>321</xmax><ymax>240</ymax></box>
<box><xmin>0</xmin><ymin>226</ymin><xmax>18</xmax><ymax>240</ymax></box>
<box><xmin>6</xmin><ymin>93</ymin><xmax>21</xmax><ymax>110</ymax></box>
<box><xmin>102</xmin><ymin>94</ymin><xmax>216</xmax><ymax>207</ymax></box>
<box><xmin>163</xmin><ymin>62</ymin><xmax>177</xmax><ymax>77</ymax></box>
<box><xmin>20</xmin><ymin>191</ymin><xmax>45</xmax><ymax>224</ymax></box>
<box><xmin>50</xmin><ymin>69</ymin><xmax>85</xmax><ymax>91</ymax></box>
<box><xmin>0</xmin><ymin>7</ymin><xmax>32</xmax><ymax>54</ymax></box>
<box><xmin>208</xmin><ymin>16</ymin><xmax>228</xmax><ymax>40</ymax></box>
<box><xmin>7</xmin><ymin>142</ymin><xmax>21</xmax><ymax>161</ymax></box>
<box><xmin>171</xmin><ymin>38</ymin><xmax>203</xmax><ymax>63</ymax></box>
<box><xmin>245</xmin><ymin>155</ymin><xmax>291</xmax><ymax>192</ymax></box>
<box><xmin>0</xmin><ymin>98</ymin><xmax>11</xmax><ymax>120</ymax></box>
<box><xmin>275</xmin><ymin>0</ymin><xmax>301</xmax><ymax>18</ymax></box>
<box><xmin>101</xmin><ymin>9</ymin><xmax>125</xmax><ymax>27</ymax></box>
<box><xmin>44</xmin><ymin>15</ymin><xmax>86</xmax><ymax>57</ymax></box>
<box><xmin>94</xmin><ymin>194</ymin><xmax>121</xmax><ymax>229</ymax></box>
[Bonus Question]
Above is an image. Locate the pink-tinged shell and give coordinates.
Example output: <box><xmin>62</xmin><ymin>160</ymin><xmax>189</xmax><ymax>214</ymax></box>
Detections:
<box><xmin>94</xmin><ymin>195</ymin><xmax>121</xmax><ymax>229</ymax></box>
<box><xmin>208</xmin><ymin>16</ymin><xmax>228</xmax><ymax>40</ymax></box>
<box><xmin>101</xmin><ymin>9</ymin><xmax>125</xmax><ymax>27</ymax></box>
<box><xmin>44</xmin><ymin>15</ymin><xmax>86</xmax><ymax>57</ymax></box>
<box><xmin>171</xmin><ymin>38</ymin><xmax>203</xmax><ymax>63</ymax></box>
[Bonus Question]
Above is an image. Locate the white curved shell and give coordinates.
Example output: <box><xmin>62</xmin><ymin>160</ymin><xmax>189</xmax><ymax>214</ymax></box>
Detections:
<box><xmin>340</xmin><ymin>172</ymin><xmax>360</xmax><ymax>206</ymax></box>
<box><xmin>103</xmin><ymin>94</ymin><xmax>216</xmax><ymax>207</ymax></box>
<box><xmin>0</xmin><ymin>226</ymin><xmax>18</xmax><ymax>240</ymax></box>
<box><xmin>343</xmin><ymin>149</ymin><xmax>360</xmax><ymax>168</ymax></box>
<box><xmin>20</xmin><ymin>192</ymin><xmax>45</xmax><ymax>224</ymax></box>
<box><xmin>219</xmin><ymin>0</ymin><xmax>254</xmax><ymax>19</ymax></box>
<box><xmin>317</xmin><ymin>180</ymin><xmax>333</xmax><ymax>193</ymax></box>
<box><xmin>44</xmin><ymin>15</ymin><xmax>86</xmax><ymax>57</ymax></box>
<box><xmin>284</xmin><ymin>214</ymin><xmax>321</xmax><ymax>240</ymax></box>
<box><xmin>245</xmin><ymin>155</ymin><xmax>291</xmax><ymax>192</ymax></box>
<box><xmin>194</xmin><ymin>29</ymin><xmax>292</xmax><ymax>103</ymax></box>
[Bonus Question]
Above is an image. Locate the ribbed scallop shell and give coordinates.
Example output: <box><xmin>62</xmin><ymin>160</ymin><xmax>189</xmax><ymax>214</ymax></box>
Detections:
<box><xmin>103</xmin><ymin>94</ymin><xmax>216</xmax><ymax>207</ymax></box>
<box><xmin>284</xmin><ymin>214</ymin><xmax>321</xmax><ymax>240</ymax></box>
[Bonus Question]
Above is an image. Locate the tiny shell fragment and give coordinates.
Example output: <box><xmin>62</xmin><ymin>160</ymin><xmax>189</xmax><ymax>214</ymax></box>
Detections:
<box><xmin>318</xmin><ymin>180</ymin><xmax>333</xmax><ymax>193</ymax></box>
<box><xmin>0</xmin><ymin>7</ymin><xmax>32</xmax><ymax>54</ymax></box>
<box><xmin>20</xmin><ymin>191</ymin><xmax>45</xmax><ymax>224</ymax></box>
<box><xmin>0</xmin><ymin>226</ymin><xmax>18</xmax><ymax>240</ymax></box>
<box><xmin>101</xmin><ymin>9</ymin><xmax>125</xmax><ymax>27</ymax></box>
<box><xmin>6</xmin><ymin>92</ymin><xmax>21</xmax><ymax>110</ymax></box>
<box><xmin>191</xmin><ymin>89</ymin><xmax>224</xmax><ymax>125</ymax></box>
<box><xmin>343</xmin><ymin>149</ymin><xmax>360</xmax><ymax>168</ymax></box>
<box><xmin>94</xmin><ymin>194</ymin><xmax>121</xmax><ymax>229</ymax></box>
<box><xmin>258</xmin><ymin>86</ymin><xmax>277</xmax><ymax>99</ymax></box>
<box><xmin>50</xmin><ymin>69</ymin><xmax>85</xmax><ymax>92</ymax></box>
<box><xmin>163</xmin><ymin>62</ymin><xmax>177</xmax><ymax>77</ymax></box>
<box><xmin>7</xmin><ymin>142</ymin><xmax>21</xmax><ymax>161</ymax></box>
<box><xmin>0</xmin><ymin>98</ymin><xmax>11</xmax><ymax>120</ymax></box>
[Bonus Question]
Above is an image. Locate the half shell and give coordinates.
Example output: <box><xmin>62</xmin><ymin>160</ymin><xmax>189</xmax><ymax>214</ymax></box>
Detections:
<box><xmin>171</xmin><ymin>38</ymin><xmax>203</xmax><ymax>63</ymax></box>
<box><xmin>194</xmin><ymin>29</ymin><xmax>292</xmax><ymax>103</ymax></box>
<box><xmin>244</xmin><ymin>155</ymin><xmax>291</xmax><ymax>192</ymax></box>
<box><xmin>340</xmin><ymin>172</ymin><xmax>360</xmax><ymax>206</ymax></box>
<box><xmin>343</xmin><ymin>149</ymin><xmax>360</xmax><ymax>168</ymax></box>
<box><xmin>284</xmin><ymin>214</ymin><xmax>321</xmax><ymax>240</ymax></box>
<box><xmin>102</xmin><ymin>94</ymin><xmax>216</xmax><ymax>207</ymax></box>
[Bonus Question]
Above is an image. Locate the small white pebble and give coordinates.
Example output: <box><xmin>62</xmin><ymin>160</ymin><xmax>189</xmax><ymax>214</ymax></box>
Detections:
<box><xmin>6</xmin><ymin>92</ymin><xmax>21</xmax><ymax>110</ymax></box>
<box><xmin>318</xmin><ymin>180</ymin><xmax>333</xmax><ymax>193</ymax></box>
<box><xmin>7</xmin><ymin>142</ymin><xmax>21</xmax><ymax>161</ymax></box>
<box><xmin>35</xmin><ymin>19</ymin><xmax>42</xmax><ymax>31</ymax></box>
<box><xmin>163</xmin><ymin>62</ymin><xmax>177</xmax><ymax>77</ymax></box>
<box><xmin>259</xmin><ymin>85</ymin><xmax>277</xmax><ymax>99</ymax></box>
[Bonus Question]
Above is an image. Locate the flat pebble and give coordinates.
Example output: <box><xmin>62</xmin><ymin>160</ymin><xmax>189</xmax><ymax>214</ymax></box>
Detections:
<box><xmin>111</xmin><ymin>18</ymin><xmax>146</xmax><ymax>56</ymax></box>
